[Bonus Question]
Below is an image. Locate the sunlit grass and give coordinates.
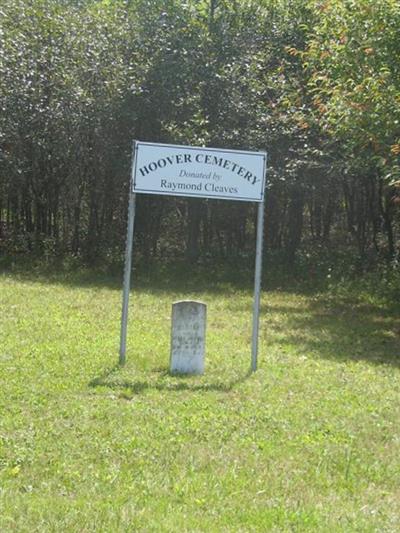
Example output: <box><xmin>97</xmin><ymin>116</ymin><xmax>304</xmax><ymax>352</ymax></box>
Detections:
<box><xmin>0</xmin><ymin>268</ymin><xmax>399</xmax><ymax>531</ymax></box>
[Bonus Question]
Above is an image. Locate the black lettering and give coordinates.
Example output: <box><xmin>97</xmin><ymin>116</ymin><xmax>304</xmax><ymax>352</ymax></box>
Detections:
<box><xmin>158</xmin><ymin>158</ymin><xmax>167</xmax><ymax>168</ymax></box>
<box><xmin>244</xmin><ymin>170</ymin><xmax>253</xmax><ymax>182</ymax></box>
<box><xmin>149</xmin><ymin>162</ymin><xmax>157</xmax><ymax>172</ymax></box>
<box><xmin>184</xmin><ymin>154</ymin><xmax>192</xmax><ymax>163</ymax></box>
<box><xmin>160</xmin><ymin>179</ymin><xmax>167</xmax><ymax>187</ymax></box>
<box><xmin>139</xmin><ymin>165</ymin><xmax>149</xmax><ymax>177</ymax></box>
<box><xmin>176</xmin><ymin>154</ymin><xmax>183</xmax><ymax>164</ymax></box>
<box><xmin>212</xmin><ymin>156</ymin><xmax>224</xmax><ymax>166</ymax></box>
<box><xmin>196</xmin><ymin>154</ymin><xmax>204</xmax><ymax>163</ymax></box>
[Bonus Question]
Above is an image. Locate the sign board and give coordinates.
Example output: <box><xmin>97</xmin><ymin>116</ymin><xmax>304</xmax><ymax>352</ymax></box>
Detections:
<box><xmin>120</xmin><ymin>140</ymin><xmax>267</xmax><ymax>373</ymax></box>
<box><xmin>133</xmin><ymin>141</ymin><xmax>266</xmax><ymax>202</ymax></box>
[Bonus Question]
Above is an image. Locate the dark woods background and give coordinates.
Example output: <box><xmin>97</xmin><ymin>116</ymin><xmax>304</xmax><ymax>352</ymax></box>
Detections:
<box><xmin>1</xmin><ymin>0</ymin><xmax>399</xmax><ymax>277</ymax></box>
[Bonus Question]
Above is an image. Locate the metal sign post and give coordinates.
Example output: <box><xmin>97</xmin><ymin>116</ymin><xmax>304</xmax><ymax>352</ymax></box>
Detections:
<box><xmin>251</xmin><ymin>200</ymin><xmax>265</xmax><ymax>372</ymax></box>
<box><xmin>119</xmin><ymin>141</ymin><xmax>267</xmax><ymax>371</ymax></box>
<box><xmin>119</xmin><ymin>142</ymin><xmax>137</xmax><ymax>365</ymax></box>
<box><xmin>251</xmin><ymin>152</ymin><xmax>267</xmax><ymax>371</ymax></box>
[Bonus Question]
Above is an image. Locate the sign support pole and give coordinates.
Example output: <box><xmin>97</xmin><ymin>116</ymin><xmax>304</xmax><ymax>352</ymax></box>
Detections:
<box><xmin>119</xmin><ymin>142</ymin><xmax>137</xmax><ymax>365</ymax></box>
<box><xmin>251</xmin><ymin>199</ymin><xmax>265</xmax><ymax>372</ymax></box>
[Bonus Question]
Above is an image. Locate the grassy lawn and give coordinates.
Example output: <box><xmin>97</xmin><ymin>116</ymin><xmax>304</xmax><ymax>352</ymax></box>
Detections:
<box><xmin>0</xmin><ymin>266</ymin><xmax>399</xmax><ymax>531</ymax></box>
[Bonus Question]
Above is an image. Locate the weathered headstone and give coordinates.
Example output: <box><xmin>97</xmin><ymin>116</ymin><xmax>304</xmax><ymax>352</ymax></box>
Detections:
<box><xmin>170</xmin><ymin>300</ymin><xmax>206</xmax><ymax>374</ymax></box>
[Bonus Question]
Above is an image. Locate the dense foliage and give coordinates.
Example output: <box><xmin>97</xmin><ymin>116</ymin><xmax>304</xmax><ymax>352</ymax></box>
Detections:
<box><xmin>0</xmin><ymin>0</ymin><xmax>399</xmax><ymax>269</ymax></box>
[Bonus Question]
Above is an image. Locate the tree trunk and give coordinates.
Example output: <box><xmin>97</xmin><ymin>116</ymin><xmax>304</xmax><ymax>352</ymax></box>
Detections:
<box><xmin>286</xmin><ymin>187</ymin><xmax>304</xmax><ymax>264</ymax></box>
<box><xmin>186</xmin><ymin>199</ymin><xmax>202</xmax><ymax>263</ymax></box>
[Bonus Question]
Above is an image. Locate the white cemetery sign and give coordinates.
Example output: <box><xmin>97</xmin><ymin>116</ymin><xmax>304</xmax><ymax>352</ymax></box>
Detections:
<box><xmin>133</xmin><ymin>142</ymin><xmax>265</xmax><ymax>202</ymax></box>
<box><xmin>120</xmin><ymin>141</ymin><xmax>267</xmax><ymax>372</ymax></box>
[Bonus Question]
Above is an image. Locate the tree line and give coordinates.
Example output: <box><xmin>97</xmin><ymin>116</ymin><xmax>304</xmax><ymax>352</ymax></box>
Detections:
<box><xmin>0</xmin><ymin>0</ymin><xmax>399</xmax><ymax>268</ymax></box>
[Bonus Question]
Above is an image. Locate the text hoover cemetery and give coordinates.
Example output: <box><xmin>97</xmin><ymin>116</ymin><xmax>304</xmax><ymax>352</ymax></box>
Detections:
<box><xmin>133</xmin><ymin>142</ymin><xmax>266</xmax><ymax>202</ymax></box>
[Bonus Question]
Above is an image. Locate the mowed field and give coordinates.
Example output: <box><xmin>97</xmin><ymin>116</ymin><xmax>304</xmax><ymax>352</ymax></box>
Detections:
<box><xmin>0</xmin><ymin>268</ymin><xmax>399</xmax><ymax>532</ymax></box>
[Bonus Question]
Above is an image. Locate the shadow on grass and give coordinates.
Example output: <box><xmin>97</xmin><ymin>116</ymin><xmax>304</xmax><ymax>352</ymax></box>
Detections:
<box><xmin>0</xmin><ymin>258</ymin><xmax>331</xmax><ymax>296</ymax></box>
<box><xmin>264</xmin><ymin>298</ymin><xmax>400</xmax><ymax>368</ymax></box>
<box><xmin>88</xmin><ymin>364</ymin><xmax>252</xmax><ymax>395</ymax></box>
<box><xmin>3</xmin><ymin>258</ymin><xmax>399</xmax><ymax>369</ymax></box>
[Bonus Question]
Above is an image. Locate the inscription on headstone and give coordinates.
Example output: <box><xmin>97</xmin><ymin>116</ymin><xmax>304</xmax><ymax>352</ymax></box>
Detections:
<box><xmin>170</xmin><ymin>300</ymin><xmax>206</xmax><ymax>374</ymax></box>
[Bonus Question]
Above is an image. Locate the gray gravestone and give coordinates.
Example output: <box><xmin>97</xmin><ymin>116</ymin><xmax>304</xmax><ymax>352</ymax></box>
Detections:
<box><xmin>170</xmin><ymin>300</ymin><xmax>206</xmax><ymax>374</ymax></box>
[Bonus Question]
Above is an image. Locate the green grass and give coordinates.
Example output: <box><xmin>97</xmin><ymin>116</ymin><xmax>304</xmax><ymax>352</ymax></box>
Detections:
<box><xmin>0</xmin><ymin>266</ymin><xmax>399</xmax><ymax>531</ymax></box>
